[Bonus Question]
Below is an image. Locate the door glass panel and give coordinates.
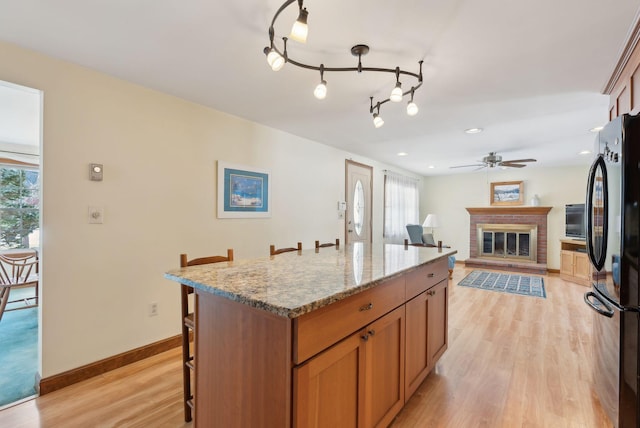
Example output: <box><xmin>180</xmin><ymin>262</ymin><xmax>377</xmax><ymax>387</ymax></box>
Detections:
<box><xmin>483</xmin><ymin>232</ymin><xmax>493</xmax><ymax>254</ymax></box>
<box><xmin>519</xmin><ymin>234</ymin><xmax>530</xmax><ymax>257</ymax></box>
<box><xmin>494</xmin><ymin>233</ymin><xmax>504</xmax><ymax>256</ymax></box>
<box><xmin>506</xmin><ymin>233</ymin><xmax>516</xmax><ymax>256</ymax></box>
<box><xmin>353</xmin><ymin>180</ymin><xmax>364</xmax><ymax>236</ymax></box>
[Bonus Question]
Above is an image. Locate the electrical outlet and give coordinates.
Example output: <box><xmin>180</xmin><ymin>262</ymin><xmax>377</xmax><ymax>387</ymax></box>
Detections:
<box><xmin>148</xmin><ymin>302</ymin><xmax>158</xmax><ymax>317</ymax></box>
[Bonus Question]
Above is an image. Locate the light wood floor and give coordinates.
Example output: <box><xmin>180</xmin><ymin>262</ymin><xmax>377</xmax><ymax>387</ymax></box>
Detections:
<box><xmin>0</xmin><ymin>267</ymin><xmax>612</xmax><ymax>427</ymax></box>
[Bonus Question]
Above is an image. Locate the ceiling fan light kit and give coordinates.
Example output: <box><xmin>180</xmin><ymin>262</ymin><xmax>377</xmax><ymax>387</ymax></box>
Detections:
<box><xmin>264</xmin><ymin>0</ymin><xmax>424</xmax><ymax>128</ymax></box>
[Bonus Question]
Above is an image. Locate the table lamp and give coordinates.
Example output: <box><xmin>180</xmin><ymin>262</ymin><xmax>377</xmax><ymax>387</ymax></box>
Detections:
<box><xmin>423</xmin><ymin>213</ymin><xmax>440</xmax><ymax>241</ymax></box>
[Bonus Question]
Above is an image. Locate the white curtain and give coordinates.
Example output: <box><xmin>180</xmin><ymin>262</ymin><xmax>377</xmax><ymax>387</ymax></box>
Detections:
<box><xmin>384</xmin><ymin>171</ymin><xmax>419</xmax><ymax>244</ymax></box>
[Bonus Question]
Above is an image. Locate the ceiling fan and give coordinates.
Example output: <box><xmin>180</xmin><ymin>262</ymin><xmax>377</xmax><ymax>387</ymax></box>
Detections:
<box><xmin>450</xmin><ymin>152</ymin><xmax>537</xmax><ymax>170</ymax></box>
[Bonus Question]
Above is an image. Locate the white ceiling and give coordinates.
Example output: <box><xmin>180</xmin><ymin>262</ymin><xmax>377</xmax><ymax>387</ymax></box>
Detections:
<box><xmin>0</xmin><ymin>0</ymin><xmax>638</xmax><ymax>175</ymax></box>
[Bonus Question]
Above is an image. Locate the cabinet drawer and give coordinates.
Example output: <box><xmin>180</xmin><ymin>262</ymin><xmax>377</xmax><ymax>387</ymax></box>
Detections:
<box><xmin>293</xmin><ymin>276</ymin><xmax>405</xmax><ymax>364</ymax></box>
<box><xmin>405</xmin><ymin>258</ymin><xmax>448</xmax><ymax>300</ymax></box>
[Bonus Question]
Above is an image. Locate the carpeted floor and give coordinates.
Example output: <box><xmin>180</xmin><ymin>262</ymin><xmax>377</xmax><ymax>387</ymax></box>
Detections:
<box><xmin>0</xmin><ymin>298</ymin><xmax>38</xmax><ymax>407</ymax></box>
<box><xmin>457</xmin><ymin>270</ymin><xmax>546</xmax><ymax>298</ymax></box>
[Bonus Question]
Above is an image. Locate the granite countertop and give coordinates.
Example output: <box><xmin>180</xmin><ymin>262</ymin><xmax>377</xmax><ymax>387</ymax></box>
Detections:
<box><xmin>164</xmin><ymin>243</ymin><xmax>457</xmax><ymax>319</ymax></box>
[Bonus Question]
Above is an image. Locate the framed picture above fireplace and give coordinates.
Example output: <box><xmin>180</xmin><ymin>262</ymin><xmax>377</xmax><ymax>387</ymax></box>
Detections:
<box><xmin>490</xmin><ymin>181</ymin><xmax>523</xmax><ymax>206</ymax></box>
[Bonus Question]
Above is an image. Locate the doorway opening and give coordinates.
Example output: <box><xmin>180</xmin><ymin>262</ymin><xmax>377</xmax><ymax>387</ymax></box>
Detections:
<box><xmin>0</xmin><ymin>79</ymin><xmax>42</xmax><ymax>409</ymax></box>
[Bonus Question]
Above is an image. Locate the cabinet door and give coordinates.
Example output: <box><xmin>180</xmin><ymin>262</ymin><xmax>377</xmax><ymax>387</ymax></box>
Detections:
<box><xmin>405</xmin><ymin>291</ymin><xmax>429</xmax><ymax>399</ymax></box>
<box><xmin>364</xmin><ymin>305</ymin><xmax>405</xmax><ymax>428</ymax></box>
<box><xmin>427</xmin><ymin>280</ymin><xmax>448</xmax><ymax>367</ymax></box>
<box><xmin>560</xmin><ymin>250</ymin><xmax>575</xmax><ymax>276</ymax></box>
<box><xmin>574</xmin><ymin>252</ymin><xmax>592</xmax><ymax>281</ymax></box>
<box><xmin>293</xmin><ymin>332</ymin><xmax>365</xmax><ymax>428</ymax></box>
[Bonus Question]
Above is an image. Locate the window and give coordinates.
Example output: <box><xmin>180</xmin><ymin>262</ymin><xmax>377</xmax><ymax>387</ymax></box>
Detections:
<box><xmin>383</xmin><ymin>172</ymin><xmax>419</xmax><ymax>243</ymax></box>
<box><xmin>0</xmin><ymin>165</ymin><xmax>40</xmax><ymax>250</ymax></box>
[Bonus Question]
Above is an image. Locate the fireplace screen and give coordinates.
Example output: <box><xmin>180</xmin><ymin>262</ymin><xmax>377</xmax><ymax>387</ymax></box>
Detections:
<box><xmin>477</xmin><ymin>224</ymin><xmax>537</xmax><ymax>262</ymax></box>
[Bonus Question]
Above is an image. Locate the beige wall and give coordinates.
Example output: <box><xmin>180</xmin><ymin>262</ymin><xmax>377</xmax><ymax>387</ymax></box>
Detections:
<box><xmin>421</xmin><ymin>164</ymin><xmax>592</xmax><ymax>269</ymax></box>
<box><xmin>0</xmin><ymin>41</ymin><xmax>421</xmax><ymax>377</ymax></box>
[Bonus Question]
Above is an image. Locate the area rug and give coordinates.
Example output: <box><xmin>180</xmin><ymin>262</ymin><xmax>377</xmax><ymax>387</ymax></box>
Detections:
<box><xmin>0</xmin><ymin>306</ymin><xmax>38</xmax><ymax>407</ymax></box>
<box><xmin>457</xmin><ymin>270</ymin><xmax>546</xmax><ymax>298</ymax></box>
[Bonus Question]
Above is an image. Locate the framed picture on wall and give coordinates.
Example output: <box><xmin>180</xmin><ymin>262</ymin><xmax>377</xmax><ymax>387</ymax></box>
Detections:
<box><xmin>490</xmin><ymin>181</ymin><xmax>523</xmax><ymax>206</ymax></box>
<box><xmin>217</xmin><ymin>161</ymin><xmax>271</xmax><ymax>218</ymax></box>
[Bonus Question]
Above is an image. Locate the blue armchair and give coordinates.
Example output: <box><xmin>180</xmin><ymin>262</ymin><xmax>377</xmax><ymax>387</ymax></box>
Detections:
<box><xmin>406</xmin><ymin>224</ymin><xmax>456</xmax><ymax>279</ymax></box>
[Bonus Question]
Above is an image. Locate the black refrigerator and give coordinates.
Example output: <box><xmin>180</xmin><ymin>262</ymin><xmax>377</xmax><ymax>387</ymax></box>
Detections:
<box><xmin>584</xmin><ymin>113</ymin><xmax>640</xmax><ymax>427</ymax></box>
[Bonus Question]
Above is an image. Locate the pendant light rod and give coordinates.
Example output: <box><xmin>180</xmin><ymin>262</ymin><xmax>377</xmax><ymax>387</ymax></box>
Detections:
<box><xmin>265</xmin><ymin>0</ymin><xmax>424</xmax><ymax>124</ymax></box>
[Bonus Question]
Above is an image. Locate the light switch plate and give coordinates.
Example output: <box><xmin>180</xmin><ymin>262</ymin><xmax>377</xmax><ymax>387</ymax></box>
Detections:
<box><xmin>88</xmin><ymin>206</ymin><xmax>104</xmax><ymax>224</ymax></box>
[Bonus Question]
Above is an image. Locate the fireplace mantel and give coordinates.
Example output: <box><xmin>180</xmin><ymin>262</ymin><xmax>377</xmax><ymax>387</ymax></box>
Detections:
<box><xmin>466</xmin><ymin>206</ymin><xmax>552</xmax><ymax>216</ymax></box>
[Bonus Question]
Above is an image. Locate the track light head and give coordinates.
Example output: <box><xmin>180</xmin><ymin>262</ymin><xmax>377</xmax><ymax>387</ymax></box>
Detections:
<box><xmin>406</xmin><ymin>101</ymin><xmax>418</xmax><ymax>116</ymax></box>
<box><xmin>314</xmin><ymin>80</ymin><xmax>327</xmax><ymax>99</ymax></box>
<box><xmin>390</xmin><ymin>82</ymin><xmax>403</xmax><ymax>103</ymax></box>
<box><xmin>290</xmin><ymin>7</ymin><xmax>309</xmax><ymax>43</ymax></box>
<box><xmin>373</xmin><ymin>113</ymin><xmax>384</xmax><ymax>128</ymax></box>
<box><xmin>264</xmin><ymin>47</ymin><xmax>285</xmax><ymax>71</ymax></box>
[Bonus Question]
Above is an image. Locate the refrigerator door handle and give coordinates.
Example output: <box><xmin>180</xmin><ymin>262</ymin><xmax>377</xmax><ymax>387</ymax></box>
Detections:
<box><xmin>584</xmin><ymin>291</ymin><xmax>615</xmax><ymax>318</ymax></box>
<box><xmin>585</xmin><ymin>154</ymin><xmax>609</xmax><ymax>272</ymax></box>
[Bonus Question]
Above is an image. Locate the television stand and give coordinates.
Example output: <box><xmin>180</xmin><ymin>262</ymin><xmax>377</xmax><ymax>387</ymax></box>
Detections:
<box><xmin>559</xmin><ymin>239</ymin><xmax>592</xmax><ymax>286</ymax></box>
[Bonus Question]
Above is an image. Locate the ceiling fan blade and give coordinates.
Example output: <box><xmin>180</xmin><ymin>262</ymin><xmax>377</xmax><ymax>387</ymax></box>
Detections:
<box><xmin>502</xmin><ymin>158</ymin><xmax>536</xmax><ymax>163</ymax></box>
<box><xmin>449</xmin><ymin>163</ymin><xmax>485</xmax><ymax>169</ymax></box>
<box><xmin>501</xmin><ymin>163</ymin><xmax>527</xmax><ymax>168</ymax></box>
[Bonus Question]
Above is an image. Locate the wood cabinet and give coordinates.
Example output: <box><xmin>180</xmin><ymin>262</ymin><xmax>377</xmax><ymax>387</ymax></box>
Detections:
<box><xmin>605</xmin><ymin>17</ymin><xmax>640</xmax><ymax>119</ymax></box>
<box><xmin>405</xmin><ymin>278</ymin><xmax>448</xmax><ymax>398</ymax></box>
<box><xmin>559</xmin><ymin>239</ymin><xmax>592</xmax><ymax>286</ymax></box>
<box><xmin>294</xmin><ymin>306</ymin><xmax>405</xmax><ymax>428</ymax></box>
<box><xmin>293</xmin><ymin>260</ymin><xmax>448</xmax><ymax>427</ymax></box>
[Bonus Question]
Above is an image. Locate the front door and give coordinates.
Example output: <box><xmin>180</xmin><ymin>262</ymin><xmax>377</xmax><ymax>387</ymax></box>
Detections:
<box><xmin>346</xmin><ymin>160</ymin><xmax>372</xmax><ymax>245</ymax></box>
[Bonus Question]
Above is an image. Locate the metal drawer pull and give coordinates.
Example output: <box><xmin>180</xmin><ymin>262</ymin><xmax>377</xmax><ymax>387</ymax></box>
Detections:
<box><xmin>427</xmin><ymin>290</ymin><xmax>436</xmax><ymax>296</ymax></box>
<box><xmin>427</xmin><ymin>273</ymin><xmax>435</xmax><ymax>278</ymax></box>
<box><xmin>361</xmin><ymin>334</ymin><xmax>369</xmax><ymax>341</ymax></box>
<box><xmin>368</xmin><ymin>330</ymin><xmax>375</xmax><ymax>336</ymax></box>
<box><xmin>359</xmin><ymin>302</ymin><xmax>374</xmax><ymax>311</ymax></box>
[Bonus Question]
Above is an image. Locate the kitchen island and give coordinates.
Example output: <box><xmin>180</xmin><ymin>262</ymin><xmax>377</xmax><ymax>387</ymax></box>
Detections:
<box><xmin>165</xmin><ymin>243</ymin><xmax>456</xmax><ymax>427</ymax></box>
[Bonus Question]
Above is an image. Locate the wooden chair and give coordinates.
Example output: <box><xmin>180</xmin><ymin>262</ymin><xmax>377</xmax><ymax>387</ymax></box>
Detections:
<box><xmin>0</xmin><ymin>253</ymin><xmax>39</xmax><ymax>323</ymax></box>
<box><xmin>269</xmin><ymin>242</ymin><xmax>302</xmax><ymax>255</ymax></box>
<box><xmin>315</xmin><ymin>238</ymin><xmax>340</xmax><ymax>249</ymax></box>
<box><xmin>179</xmin><ymin>249</ymin><xmax>234</xmax><ymax>422</ymax></box>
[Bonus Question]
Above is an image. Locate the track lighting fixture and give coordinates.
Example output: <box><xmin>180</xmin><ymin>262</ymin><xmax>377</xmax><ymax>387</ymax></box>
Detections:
<box><xmin>407</xmin><ymin>88</ymin><xmax>419</xmax><ymax>116</ymax></box>
<box><xmin>265</xmin><ymin>47</ymin><xmax>285</xmax><ymax>71</ymax></box>
<box><xmin>373</xmin><ymin>113</ymin><xmax>384</xmax><ymax>128</ymax></box>
<box><xmin>264</xmin><ymin>0</ymin><xmax>423</xmax><ymax>127</ymax></box>
<box><xmin>390</xmin><ymin>68</ymin><xmax>403</xmax><ymax>102</ymax></box>
<box><xmin>314</xmin><ymin>64</ymin><xmax>327</xmax><ymax>99</ymax></box>
<box><xmin>371</xmin><ymin>98</ymin><xmax>384</xmax><ymax>128</ymax></box>
<box><xmin>290</xmin><ymin>7</ymin><xmax>309</xmax><ymax>43</ymax></box>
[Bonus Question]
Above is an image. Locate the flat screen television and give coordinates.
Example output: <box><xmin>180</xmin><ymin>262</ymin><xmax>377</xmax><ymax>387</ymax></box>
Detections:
<box><xmin>565</xmin><ymin>203</ymin><xmax>586</xmax><ymax>239</ymax></box>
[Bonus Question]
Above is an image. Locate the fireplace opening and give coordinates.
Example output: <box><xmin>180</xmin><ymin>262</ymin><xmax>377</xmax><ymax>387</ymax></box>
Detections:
<box><xmin>477</xmin><ymin>224</ymin><xmax>538</xmax><ymax>262</ymax></box>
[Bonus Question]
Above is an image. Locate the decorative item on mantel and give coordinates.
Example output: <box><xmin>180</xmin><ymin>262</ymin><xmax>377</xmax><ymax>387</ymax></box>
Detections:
<box><xmin>530</xmin><ymin>194</ymin><xmax>540</xmax><ymax>206</ymax></box>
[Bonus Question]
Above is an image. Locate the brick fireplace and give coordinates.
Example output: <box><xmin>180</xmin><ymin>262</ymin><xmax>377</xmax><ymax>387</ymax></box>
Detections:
<box><xmin>465</xmin><ymin>206</ymin><xmax>552</xmax><ymax>274</ymax></box>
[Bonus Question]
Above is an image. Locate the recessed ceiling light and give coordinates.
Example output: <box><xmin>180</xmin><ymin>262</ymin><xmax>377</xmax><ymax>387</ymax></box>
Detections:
<box><xmin>397</xmin><ymin>152</ymin><xmax>408</xmax><ymax>156</ymax></box>
<box><xmin>590</xmin><ymin>126</ymin><xmax>604</xmax><ymax>133</ymax></box>
<box><xmin>428</xmin><ymin>165</ymin><xmax>435</xmax><ymax>169</ymax></box>
<box><xmin>465</xmin><ymin>128</ymin><xmax>483</xmax><ymax>134</ymax></box>
<box><xmin>579</xmin><ymin>150</ymin><xmax>592</xmax><ymax>155</ymax></box>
